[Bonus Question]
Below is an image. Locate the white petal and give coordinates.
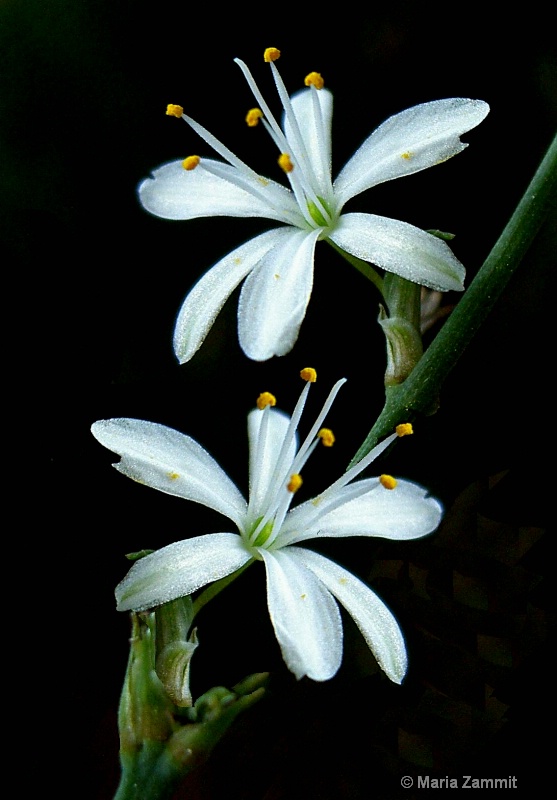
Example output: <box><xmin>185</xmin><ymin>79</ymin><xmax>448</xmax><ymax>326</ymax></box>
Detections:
<box><xmin>287</xmin><ymin>478</ymin><xmax>442</xmax><ymax>544</ymax></box>
<box><xmin>247</xmin><ymin>408</ymin><xmax>296</xmax><ymax>521</ymax></box>
<box><xmin>238</xmin><ymin>228</ymin><xmax>320</xmax><ymax>360</ymax></box>
<box><xmin>138</xmin><ymin>159</ymin><xmax>298</xmax><ymax>224</ymax></box>
<box><xmin>116</xmin><ymin>533</ymin><xmax>251</xmax><ymax>611</ymax></box>
<box><xmin>260</xmin><ymin>549</ymin><xmax>343</xmax><ymax>680</ymax></box>
<box><xmin>286</xmin><ymin>88</ymin><xmax>334</xmax><ymax>198</ymax></box>
<box><xmin>173</xmin><ymin>228</ymin><xmax>289</xmax><ymax>364</ymax></box>
<box><xmin>293</xmin><ymin>547</ymin><xmax>407</xmax><ymax>683</ymax></box>
<box><xmin>91</xmin><ymin>419</ymin><xmax>247</xmax><ymax>527</ymax></box>
<box><xmin>334</xmin><ymin>99</ymin><xmax>490</xmax><ymax>205</ymax></box>
<box><xmin>329</xmin><ymin>212</ymin><xmax>465</xmax><ymax>291</ymax></box>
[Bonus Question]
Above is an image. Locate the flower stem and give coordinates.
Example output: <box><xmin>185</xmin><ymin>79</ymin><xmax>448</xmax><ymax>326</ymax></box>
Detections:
<box><xmin>326</xmin><ymin>238</ymin><xmax>384</xmax><ymax>294</ymax></box>
<box><xmin>114</xmin><ymin>612</ymin><xmax>267</xmax><ymax>800</ymax></box>
<box><xmin>192</xmin><ymin>560</ymin><xmax>254</xmax><ymax>620</ymax></box>
<box><xmin>349</xmin><ymin>131</ymin><xmax>557</xmax><ymax>466</ymax></box>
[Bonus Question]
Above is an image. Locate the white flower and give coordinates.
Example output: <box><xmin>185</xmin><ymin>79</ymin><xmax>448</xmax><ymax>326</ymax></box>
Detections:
<box><xmin>138</xmin><ymin>48</ymin><xmax>489</xmax><ymax>362</ymax></box>
<box><xmin>91</xmin><ymin>370</ymin><xmax>443</xmax><ymax>683</ymax></box>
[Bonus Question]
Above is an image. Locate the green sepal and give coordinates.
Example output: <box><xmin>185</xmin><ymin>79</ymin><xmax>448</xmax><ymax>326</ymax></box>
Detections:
<box><xmin>125</xmin><ymin>549</ymin><xmax>155</xmax><ymax>561</ymax></box>
<box><xmin>426</xmin><ymin>229</ymin><xmax>456</xmax><ymax>241</ymax></box>
<box><xmin>155</xmin><ymin>597</ymin><xmax>198</xmax><ymax>708</ymax></box>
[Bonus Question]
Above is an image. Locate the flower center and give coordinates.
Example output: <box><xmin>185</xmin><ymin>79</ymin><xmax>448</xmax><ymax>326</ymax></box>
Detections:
<box><xmin>244</xmin><ymin>369</ymin><xmax>346</xmax><ymax>553</ymax></box>
<box><xmin>250</xmin><ymin>516</ymin><xmax>275</xmax><ymax>547</ymax></box>
<box><xmin>307</xmin><ymin>197</ymin><xmax>332</xmax><ymax>228</ymax></box>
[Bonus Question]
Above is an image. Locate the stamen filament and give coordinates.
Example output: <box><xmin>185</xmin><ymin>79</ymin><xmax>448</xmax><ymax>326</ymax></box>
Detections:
<box><xmin>193</xmin><ymin>158</ymin><xmax>303</xmax><ymax>227</ymax></box>
<box><xmin>260</xmin><ymin>468</ymin><xmax>305</xmax><ymax>549</ymax></box>
<box><xmin>278</xmin><ymin>478</ymin><xmax>385</xmax><ymax>547</ymax></box>
<box><xmin>318</xmin><ymin>431</ymin><xmax>399</xmax><ymax>501</ymax></box>
<box><xmin>290</xmin><ymin>378</ymin><xmax>346</xmax><ymax>474</ymax></box>
<box><xmin>181</xmin><ymin>110</ymin><xmax>260</xmax><ymax>177</ymax></box>
<box><xmin>235</xmin><ymin>57</ymin><xmax>332</xmax><ymax>229</ymax></box>
<box><xmin>260</xmin><ymin>378</ymin><xmax>346</xmax><ymax>548</ymax></box>
<box><xmin>235</xmin><ymin>60</ymin><xmax>318</xmax><ymax>226</ymax></box>
<box><xmin>234</xmin><ymin>59</ymin><xmax>289</xmax><ymax>152</ymax></box>
<box><xmin>258</xmin><ymin>117</ymin><xmax>315</xmax><ymax>225</ymax></box>
<box><xmin>269</xmin><ymin>62</ymin><xmax>332</xmax><ymax>224</ymax></box>
<box><xmin>268</xmin><ymin>62</ymin><xmax>312</xmax><ymax>167</ymax></box>
<box><xmin>258</xmin><ymin>379</ymin><xmax>313</xmax><ymax>515</ymax></box>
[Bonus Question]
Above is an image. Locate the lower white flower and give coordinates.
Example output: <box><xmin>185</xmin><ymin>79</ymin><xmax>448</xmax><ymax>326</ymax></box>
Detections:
<box><xmin>91</xmin><ymin>369</ymin><xmax>442</xmax><ymax>682</ymax></box>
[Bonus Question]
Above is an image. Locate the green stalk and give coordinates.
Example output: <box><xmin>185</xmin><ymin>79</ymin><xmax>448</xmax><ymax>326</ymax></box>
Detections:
<box><xmin>192</xmin><ymin>560</ymin><xmax>254</xmax><ymax>619</ymax></box>
<box><xmin>327</xmin><ymin>238</ymin><xmax>385</xmax><ymax>293</ymax></box>
<box><xmin>113</xmin><ymin>612</ymin><xmax>267</xmax><ymax>800</ymax></box>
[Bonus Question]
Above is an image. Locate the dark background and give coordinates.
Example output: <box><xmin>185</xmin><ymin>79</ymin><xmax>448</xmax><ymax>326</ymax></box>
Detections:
<box><xmin>2</xmin><ymin>1</ymin><xmax>555</xmax><ymax>797</ymax></box>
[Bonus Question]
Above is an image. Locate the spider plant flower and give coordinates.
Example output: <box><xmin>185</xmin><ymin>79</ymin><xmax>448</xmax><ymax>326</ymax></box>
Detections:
<box><xmin>139</xmin><ymin>48</ymin><xmax>489</xmax><ymax>362</ymax></box>
<box><xmin>92</xmin><ymin>369</ymin><xmax>442</xmax><ymax>683</ymax></box>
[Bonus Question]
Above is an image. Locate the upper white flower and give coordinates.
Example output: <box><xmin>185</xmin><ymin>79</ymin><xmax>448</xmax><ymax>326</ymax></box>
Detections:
<box><xmin>138</xmin><ymin>48</ymin><xmax>489</xmax><ymax>363</ymax></box>
<box><xmin>91</xmin><ymin>370</ymin><xmax>443</xmax><ymax>683</ymax></box>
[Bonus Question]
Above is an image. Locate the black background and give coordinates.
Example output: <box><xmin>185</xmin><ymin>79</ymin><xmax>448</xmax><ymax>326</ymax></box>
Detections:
<box><xmin>2</xmin><ymin>1</ymin><xmax>555</xmax><ymax>797</ymax></box>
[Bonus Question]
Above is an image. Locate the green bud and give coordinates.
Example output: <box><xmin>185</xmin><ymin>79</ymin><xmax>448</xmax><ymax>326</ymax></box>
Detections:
<box><xmin>379</xmin><ymin>274</ymin><xmax>424</xmax><ymax>386</ymax></box>
<box><xmin>155</xmin><ymin>597</ymin><xmax>198</xmax><ymax>707</ymax></box>
<box><xmin>378</xmin><ymin>306</ymin><xmax>424</xmax><ymax>386</ymax></box>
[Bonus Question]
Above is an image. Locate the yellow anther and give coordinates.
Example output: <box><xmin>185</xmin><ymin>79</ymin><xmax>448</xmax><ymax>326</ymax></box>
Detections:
<box><xmin>256</xmin><ymin>392</ymin><xmax>277</xmax><ymax>410</ymax></box>
<box><xmin>304</xmin><ymin>72</ymin><xmax>324</xmax><ymax>89</ymax></box>
<box><xmin>264</xmin><ymin>47</ymin><xmax>281</xmax><ymax>63</ymax></box>
<box><xmin>401</xmin><ymin>151</ymin><xmax>413</xmax><ymax>160</ymax></box>
<box><xmin>300</xmin><ymin>367</ymin><xmax>317</xmax><ymax>383</ymax></box>
<box><xmin>246</xmin><ymin>108</ymin><xmax>264</xmax><ymax>127</ymax></box>
<box><xmin>318</xmin><ymin>428</ymin><xmax>335</xmax><ymax>447</ymax></box>
<box><xmin>167</xmin><ymin>472</ymin><xmax>180</xmax><ymax>480</ymax></box>
<box><xmin>182</xmin><ymin>155</ymin><xmax>200</xmax><ymax>171</ymax></box>
<box><xmin>380</xmin><ymin>474</ymin><xmax>398</xmax><ymax>490</ymax></box>
<box><xmin>287</xmin><ymin>473</ymin><xmax>303</xmax><ymax>493</ymax></box>
<box><xmin>166</xmin><ymin>104</ymin><xmax>184</xmax><ymax>118</ymax></box>
<box><xmin>396</xmin><ymin>422</ymin><xmax>414</xmax><ymax>437</ymax></box>
<box><xmin>278</xmin><ymin>153</ymin><xmax>294</xmax><ymax>173</ymax></box>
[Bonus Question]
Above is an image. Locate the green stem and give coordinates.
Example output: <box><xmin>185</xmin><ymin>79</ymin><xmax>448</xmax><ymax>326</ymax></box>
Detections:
<box><xmin>349</xmin><ymin>131</ymin><xmax>557</xmax><ymax>466</ymax></box>
<box><xmin>115</xmin><ymin>745</ymin><xmax>184</xmax><ymax>800</ymax></box>
<box><xmin>192</xmin><ymin>560</ymin><xmax>254</xmax><ymax>620</ymax></box>
<box><xmin>327</xmin><ymin>238</ymin><xmax>385</xmax><ymax>294</ymax></box>
<box><xmin>113</xmin><ymin>612</ymin><xmax>267</xmax><ymax>800</ymax></box>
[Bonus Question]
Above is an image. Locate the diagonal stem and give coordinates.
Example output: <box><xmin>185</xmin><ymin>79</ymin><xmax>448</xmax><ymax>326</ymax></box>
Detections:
<box><xmin>349</xmin><ymin>131</ymin><xmax>557</xmax><ymax>466</ymax></box>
